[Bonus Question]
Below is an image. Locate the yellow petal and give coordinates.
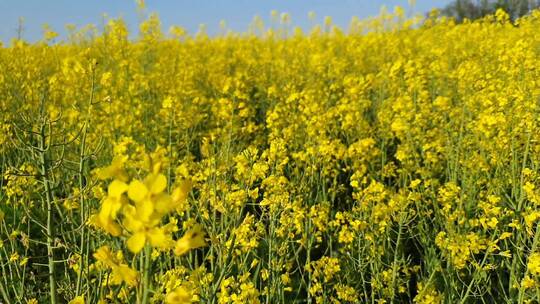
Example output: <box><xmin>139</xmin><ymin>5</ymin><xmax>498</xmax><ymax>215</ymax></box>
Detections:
<box><xmin>115</xmin><ymin>264</ymin><xmax>138</xmax><ymax>286</ymax></box>
<box><xmin>137</xmin><ymin>199</ymin><xmax>154</xmax><ymax>222</ymax></box>
<box><xmin>498</xmin><ymin>232</ymin><xmax>513</xmax><ymax>240</ymax></box>
<box><xmin>108</xmin><ymin>180</ymin><xmax>128</xmax><ymax>199</ymax></box>
<box><xmin>174</xmin><ymin>225</ymin><xmax>207</xmax><ymax>256</ymax></box>
<box><xmin>165</xmin><ymin>286</ymin><xmax>192</xmax><ymax>304</ymax></box>
<box><xmin>110</xmin><ymin>198</ymin><xmax>123</xmax><ymax>219</ymax></box>
<box><xmin>172</xmin><ymin>180</ymin><xmax>192</xmax><ymax>203</ymax></box>
<box><xmin>97</xmin><ymin>156</ymin><xmax>128</xmax><ymax>181</ymax></box>
<box><xmin>68</xmin><ymin>296</ymin><xmax>85</xmax><ymax>304</ymax></box>
<box><xmin>174</xmin><ymin>238</ymin><xmax>190</xmax><ymax>256</ymax></box>
<box><xmin>97</xmin><ymin>204</ymin><xmax>121</xmax><ymax>236</ymax></box>
<box><xmin>188</xmin><ymin>225</ymin><xmax>207</xmax><ymax>249</ymax></box>
<box><xmin>152</xmin><ymin>161</ymin><xmax>162</xmax><ymax>174</ymax></box>
<box><xmin>128</xmin><ymin>180</ymin><xmax>148</xmax><ymax>202</ymax></box>
<box><xmin>103</xmin><ymin>219</ymin><xmax>122</xmax><ymax>237</ymax></box>
<box><xmin>127</xmin><ymin>232</ymin><xmax>146</xmax><ymax>253</ymax></box>
<box><xmin>146</xmin><ymin>173</ymin><xmax>167</xmax><ymax>194</ymax></box>
<box><xmin>148</xmin><ymin>228</ymin><xmax>171</xmax><ymax>248</ymax></box>
<box><xmin>93</xmin><ymin>246</ymin><xmax>116</xmax><ymax>267</ymax></box>
<box><xmin>123</xmin><ymin>205</ymin><xmax>144</xmax><ymax>232</ymax></box>
<box><xmin>98</xmin><ymin>198</ymin><xmax>113</xmax><ymax>223</ymax></box>
<box><xmin>154</xmin><ymin>193</ymin><xmax>173</xmax><ymax>214</ymax></box>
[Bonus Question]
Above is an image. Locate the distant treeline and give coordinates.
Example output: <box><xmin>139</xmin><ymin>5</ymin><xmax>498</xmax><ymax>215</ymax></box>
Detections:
<box><xmin>441</xmin><ymin>0</ymin><xmax>540</xmax><ymax>21</ymax></box>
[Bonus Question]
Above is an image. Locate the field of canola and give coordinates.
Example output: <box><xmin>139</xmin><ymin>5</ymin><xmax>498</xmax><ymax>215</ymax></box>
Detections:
<box><xmin>2</xmin><ymin>6</ymin><xmax>540</xmax><ymax>304</ymax></box>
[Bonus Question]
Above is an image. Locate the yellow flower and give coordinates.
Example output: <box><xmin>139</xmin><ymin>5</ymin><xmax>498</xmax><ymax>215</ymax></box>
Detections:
<box><xmin>521</xmin><ymin>275</ymin><xmax>536</xmax><ymax>290</ymax></box>
<box><xmin>166</xmin><ymin>286</ymin><xmax>192</xmax><ymax>304</ymax></box>
<box><xmin>174</xmin><ymin>224</ymin><xmax>207</xmax><ymax>256</ymax></box>
<box><xmin>126</xmin><ymin>226</ymin><xmax>170</xmax><ymax>253</ymax></box>
<box><xmin>96</xmin><ymin>180</ymin><xmax>128</xmax><ymax>236</ymax></box>
<box><xmin>498</xmin><ymin>232</ymin><xmax>513</xmax><ymax>240</ymax></box>
<box><xmin>499</xmin><ymin>250</ymin><xmax>512</xmax><ymax>258</ymax></box>
<box><xmin>112</xmin><ymin>264</ymin><xmax>139</xmax><ymax>286</ymax></box>
<box><xmin>93</xmin><ymin>246</ymin><xmax>138</xmax><ymax>286</ymax></box>
<box><xmin>127</xmin><ymin>173</ymin><xmax>171</xmax><ymax>219</ymax></box>
<box><xmin>171</xmin><ymin>179</ymin><xmax>192</xmax><ymax>211</ymax></box>
<box><xmin>9</xmin><ymin>252</ymin><xmax>19</xmax><ymax>263</ymax></box>
<box><xmin>19</xmin><ymin>257</ymin><xmax>29</xmax><ymax>266</ymax></box>
<box><xmin>162</xmin><ymin>96</ymin><xmax>174</xmax><ymax>109</ymax></box>
<box><xmin>94</xmin><ymin>155</ymin><xmax>196</xmax><ymax>256</ymax></box>
<box><xmin>96</xmin><ymin>156</ymin><xmax>128</xmax><ymax>182</ymax></box>
<box><xmin>68</xmin><ymin>296</ymin><xmax>85</xmax><ymax>304</ymax></box>
<box><xmin>122</xmin><ymin>198</ymin><xmax>172</xmax><ymax>253</ymax></box>
<box><xmin>528</xmin><ymin>252</ymin><xmax>540</xmax><ymax>276</ymax></box>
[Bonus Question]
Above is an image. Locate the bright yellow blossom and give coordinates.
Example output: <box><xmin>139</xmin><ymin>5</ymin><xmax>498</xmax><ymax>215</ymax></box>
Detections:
<box><xmin>174</xmin><ymin>224</ymin><xmax>207</xmax><ymax>256</ymax></box>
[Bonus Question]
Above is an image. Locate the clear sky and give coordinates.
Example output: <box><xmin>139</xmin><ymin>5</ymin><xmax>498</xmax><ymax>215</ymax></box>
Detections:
<box><xmin>0</xmin><ymin>0</ymin><xmax>453</xmax><ymax>42</ymax></box>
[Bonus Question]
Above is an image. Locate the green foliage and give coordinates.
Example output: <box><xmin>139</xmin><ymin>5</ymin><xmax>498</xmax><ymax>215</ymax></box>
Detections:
<box><xmin>441</xmin><ymin>0</ymin><xmax>540</xmax><ymax>21</ymax></box>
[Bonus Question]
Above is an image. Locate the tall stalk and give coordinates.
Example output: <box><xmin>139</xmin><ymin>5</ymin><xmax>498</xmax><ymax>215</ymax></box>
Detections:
<box><xmin>142</xmin><ymin>245</ymin><xmax>152</xmax><ymax>304</ymax></box>
<box><xmin>38</xmin><ymin>120</ymin><xmax>57</xmax><ymax>304</ymax></box>
<box><xmin>76</xmin><ymin>63</ymin><xmax>96</xmax><ymax>296</ymax></box>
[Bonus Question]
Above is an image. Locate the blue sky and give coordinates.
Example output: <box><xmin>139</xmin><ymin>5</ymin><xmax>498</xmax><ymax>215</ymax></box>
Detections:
<box><xmin>0</xmin><ymin>0</ymin><xmax>452</xmax><ymax>42</ymax></box>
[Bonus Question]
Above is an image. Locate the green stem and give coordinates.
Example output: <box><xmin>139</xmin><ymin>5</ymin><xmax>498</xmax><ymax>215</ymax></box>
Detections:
<box><xmin>0</xmin><ymin>280</ymin><xmax>11</xmax><ymax>304</ymax></box>
<box><xmin>75</xmin><ymin>122</ymin><xmax>87</xmax><ymax>296</ymax></box>
<box><xmin>142</xmin><ymin>245</ymin><xmax>152</xmax><ymax>304</ymax></box>
<box><xmin>39</xmin><ymin>122</ymin><xmax>57</xmax><ymax>304</ymax></box>
<box><xmin>76</xmin><ymin>63</ymin><xmax>95</xmax><ymax>296</ymax></box>
<box><xmin>390</xmin><ymin>212</ymin><xmax>404</xmax><ymax>303</ymax></box>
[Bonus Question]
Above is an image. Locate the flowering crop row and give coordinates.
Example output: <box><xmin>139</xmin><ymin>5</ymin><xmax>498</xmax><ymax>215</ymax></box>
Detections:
<box><xmin>1</xmin><ymin>6</ymin><xmax>539</xmax><ymax>304</ymax></box>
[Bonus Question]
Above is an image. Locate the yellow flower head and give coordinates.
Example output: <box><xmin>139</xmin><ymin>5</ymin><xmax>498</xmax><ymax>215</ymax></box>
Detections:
<box><xmin>166</xmin><ymin>286</ymin><xmax>192</xmax><ymax>304</ymax></box>
<box><xmin>93</xmin><ymin>246</ymin><xmax>138</xmax><ymax>286</ymax></box>
<box><xmin>174</xmin><ymin>224</ymin><xmax>207</xmax><ymax>256</ymax></box>
<box><xmin>68</xmin><ymin>296</ymin><xmax>85</xmax><ymax>304</ymax></box>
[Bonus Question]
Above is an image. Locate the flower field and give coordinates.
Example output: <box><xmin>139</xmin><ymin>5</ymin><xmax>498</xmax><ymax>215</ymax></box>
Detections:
<box><xmin>2</xmin><ymin>6</ymin><xmax>540</xmax><ymax>304</ymax></box>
